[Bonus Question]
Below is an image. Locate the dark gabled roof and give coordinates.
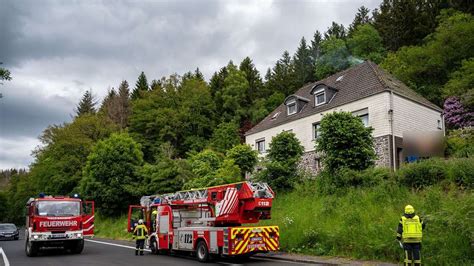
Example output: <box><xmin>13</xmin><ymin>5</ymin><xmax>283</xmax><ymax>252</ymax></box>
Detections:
<box><xmin>284</xmin><ymin>94</ymin><xmax>310</xmax><ymax>103</ymax></box>
<box><xmin>245</xmin><ymin>61</ymin><xmax>442</xmax><ymax>136</ymax></box>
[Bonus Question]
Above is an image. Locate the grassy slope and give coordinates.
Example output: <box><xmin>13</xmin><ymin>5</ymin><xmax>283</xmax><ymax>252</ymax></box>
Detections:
<box><xmin>95</xmin><ymin>214</ymin><xmax>131</xmax><ymax>240</ymax></box>
<box><xmin>261</xmin><ymin>182</ymin><xmax>474</xmax><ymax>265</ymax></box>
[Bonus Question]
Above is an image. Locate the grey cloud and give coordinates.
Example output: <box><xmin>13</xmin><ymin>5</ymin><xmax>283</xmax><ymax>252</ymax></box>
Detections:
<box><xmin>0</xmin><ymin>85</ymin><xmax>72</xmax><ymax>138</ymax></box>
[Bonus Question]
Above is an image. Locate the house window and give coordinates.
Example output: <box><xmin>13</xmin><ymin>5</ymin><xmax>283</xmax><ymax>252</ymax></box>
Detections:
<box><xmin>314</xmin><ymin>158</ymin><xmax>322</xmax><ymax>170</ymax></box>
<box><xmin>313</xmin><ymin>123</ymin><xmax>321</xmax><ymax>140</ymax></box>
<box><xmin>315</xmin><ymin>91</ymin><xmax>326</xmax><ymax>106</ymax></box>
<box><xmin>287</xmin><ymin>99</ymin><xmax>297</xmax><ymax>115</ymax></box>
<box><xmin>256</xmin><ymin>139</ymin><xmax>265</xmax><ymax>154</ymax></box>
<box><xmin>360</xmin><ymin>114</ymin><xmax>369</xmax><ymax>127</ymax></box>
<box><xmin>437</xmin><ymin>120</ymin><xmax>442</xmax><ymax>129</ymax></box>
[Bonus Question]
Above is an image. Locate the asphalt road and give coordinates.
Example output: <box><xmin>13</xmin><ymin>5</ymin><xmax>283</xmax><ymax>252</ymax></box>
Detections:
<box><xmin>0</xmin><ymin>232</ymin><xmax>315</xmax><ymax>266</ymax></box>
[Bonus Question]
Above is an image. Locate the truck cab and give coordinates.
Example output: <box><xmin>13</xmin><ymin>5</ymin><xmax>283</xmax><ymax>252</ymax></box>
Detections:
<box><xmin>25</xmin><ymin>194</ymin><xmax>94</xmax><ymax>257</ymax></box>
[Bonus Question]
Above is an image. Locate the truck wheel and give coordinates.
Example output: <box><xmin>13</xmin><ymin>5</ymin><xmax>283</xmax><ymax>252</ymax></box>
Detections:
<box><xmin>150</xmin><ymin>238</ymin><xmax>158</xmax><ymax>255</ymax></box>
<box><xmin>25</xmin><ymin>239</ymin><xmax>38</xmax><ymax>257</ymax></box>
<box><xmin>196</xmin><ymin>240</ymin><xmax>209</xmax><ymax>262</ymax></box>
<box><xmin>72</xmin><ymin>240</ymin><xmax>84</xmax><ymax>254</ymax></box>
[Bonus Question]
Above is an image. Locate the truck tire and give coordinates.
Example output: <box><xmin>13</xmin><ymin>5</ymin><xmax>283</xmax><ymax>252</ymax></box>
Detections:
<box><xmin>71</xmin><ymin>240</ymin><xmax>84</xmax><ymax>254</ymax></box>
<box><xmin>25</xmin><ymin>239</ymin><xmax>38</xmax><ymax>257</ymax></box>
<box><xmin>196</xmin><ymin>240</ymin><xmax>209</xmax><ymax>262</ymax></box>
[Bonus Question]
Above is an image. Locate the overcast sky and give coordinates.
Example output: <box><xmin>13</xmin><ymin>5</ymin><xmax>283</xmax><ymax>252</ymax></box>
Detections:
<box><xmin>0</xmin><ymin>0</ymin><xmax>380</xmax><ymax>169</ymax></box>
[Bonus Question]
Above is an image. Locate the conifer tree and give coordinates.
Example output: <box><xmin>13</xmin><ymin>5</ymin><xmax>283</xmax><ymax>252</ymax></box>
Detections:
<box><xmin>75</xmin><ymin>90</ymin><xmax>96</xmax><ymax>117</ymax></box>
<box><xmin>293</xmin><ymin>37</ymin><xmax>314</xmax><ymax>86</ymax></box>
<box><xmin>131</xmin><ymin>71</ymin><xmax>149</xmax><ymax>100</ymax></box>
<box><xmin>348</xmin><ymin>6</ymin><xmax>371</xmax><ymax>36</ymax></box>
<box><xmin>324</xmin><ymin>22</ymin><xmax>346</xmax><ymax>39</ymax></box>
<box><xmin>310</xmin><ymin>31</ymin><xmax>323</xmax><ymax>62</ymax></box>
<box><xmin>239</xmin><ymin>57</ymin><xmax>265</xmax><ymax>103</ymax></box>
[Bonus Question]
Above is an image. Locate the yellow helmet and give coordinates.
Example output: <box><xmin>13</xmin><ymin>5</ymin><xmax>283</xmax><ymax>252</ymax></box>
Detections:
<box><xmin>152</xmin><ymin>210</ymin><xmax>157</xmax><ymax>215</ymax></box>
<box><xmin>404</xmin><ymin>205</ymin><xmax>415</xmax><ymax>214</ymax></box>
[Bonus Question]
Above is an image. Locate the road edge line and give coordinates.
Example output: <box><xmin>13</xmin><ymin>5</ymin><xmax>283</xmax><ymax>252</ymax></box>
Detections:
<box><xmin>253</xmin><ymin>254</ymin><xmax>338</xmax><ymax>265</ymax></box>
<box><xmin>85</xmin><ymin>239</ymin><xmax>151</xmax><ymax>252</ymax></box>
<box><xmin>0</xmin><ymin>247</ymin><xmax>10</xmax><ymax>266</ymax></box>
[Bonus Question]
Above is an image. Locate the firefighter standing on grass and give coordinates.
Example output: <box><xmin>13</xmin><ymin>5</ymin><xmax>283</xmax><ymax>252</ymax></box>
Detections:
<box><xmin>397</xmin><ymin>205</ymin><xmax>425</xmax><ymax>266</ymax></box>
<box><xmin>133</xmin><ymin>219</ymin><xmax>148</xmax><ymax>256</ymax></box>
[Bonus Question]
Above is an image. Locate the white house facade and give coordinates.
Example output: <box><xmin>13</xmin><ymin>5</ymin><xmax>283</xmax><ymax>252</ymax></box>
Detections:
<box><xmin>245</xmin><ymin>61</ymin><xmax>444</xmax><ymax>172</ymax></box>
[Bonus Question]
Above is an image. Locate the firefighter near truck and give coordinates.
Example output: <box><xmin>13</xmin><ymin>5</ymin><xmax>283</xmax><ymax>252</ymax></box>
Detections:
<box><xmin>128</xmin><ymin>181</ymin><xmax>280</xmax><ymax>262</ymax></box>
<box><xmin>24</xmin><ymin>194</ymin><xmax>95</xmax><ymax>257</ymax></box>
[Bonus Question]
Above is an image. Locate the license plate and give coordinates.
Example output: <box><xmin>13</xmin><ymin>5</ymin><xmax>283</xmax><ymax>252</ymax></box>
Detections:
<box><xmin>250</xmin><ymin>237</ymin><xmax>262</xmax><ymax>242</ymax></box>
<box><xmin>51</xmin><ymin>234</ymin><xmax>65</xmax><ymax>239</ymax></box>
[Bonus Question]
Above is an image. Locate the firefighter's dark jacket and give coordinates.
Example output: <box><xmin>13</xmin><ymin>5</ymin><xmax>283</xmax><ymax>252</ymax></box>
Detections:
<box><xmin>396</xmin><ymin>213</ymin><xmax>426</xmax><ymax>241</ymax></box>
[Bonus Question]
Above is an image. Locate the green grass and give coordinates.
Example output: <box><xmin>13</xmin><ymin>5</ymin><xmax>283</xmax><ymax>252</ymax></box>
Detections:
<box><xmin>261</xmin><ymin>181</ymin><xmax>474</xmax><ymax>265</ymax></box>
<box><xmin>94</xmin><ymin>214</ymin><xmax>131</xmax><ymax>240</ymax></box>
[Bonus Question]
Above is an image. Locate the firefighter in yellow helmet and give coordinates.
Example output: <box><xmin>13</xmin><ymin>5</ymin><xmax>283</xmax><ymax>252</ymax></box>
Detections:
<box><xmin>397</xmin><ymin>205</ymin><xmax>425</xmax><ymax>266</ymax></box>
<box><xmin>133</xmin><ymin>219</ymin><xmax>148</xmax><ymax>256</ymax></box>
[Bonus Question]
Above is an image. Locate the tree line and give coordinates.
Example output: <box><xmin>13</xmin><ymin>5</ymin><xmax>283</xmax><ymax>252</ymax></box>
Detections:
<box><xmin>1</xmin><ymin>1</ymin><xmax>472</xmax><ymax>221</ymax></box>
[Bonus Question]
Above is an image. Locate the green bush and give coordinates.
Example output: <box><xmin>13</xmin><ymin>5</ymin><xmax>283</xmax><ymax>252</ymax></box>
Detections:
<box><xmin>396</xmin><ymin>158</ymin><xmax>448</xmax><ymax>189</ymax></box>
<box><xmin>315</xmin><ymin>167</ymin><xmax>392</xmax><ymax>194</ymax></box>
<box><xmin>317</xmin><ymin>112</ymin><xmax>375</xmax><ymax>172</ymax></box>
<box><xmin>446</xmin><ymin>158</ymin><xmax>474</xmax><ymax>188</ymax></box>
<box><xmin>256</xmin><ymin>131</ymin><xmax>304</xmax><ymax>191</ymax></box>
<box><xmin>446</xmin><ymin>128</ymin><xmax>474</xmax><ymax>158</ymax></box>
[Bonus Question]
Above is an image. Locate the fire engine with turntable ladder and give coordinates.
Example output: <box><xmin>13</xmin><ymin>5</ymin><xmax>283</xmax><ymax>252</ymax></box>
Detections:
<box><xmin>127</xmin><ymin>181</ymin><xmax>280</xmax><ymax>262</ymax></box>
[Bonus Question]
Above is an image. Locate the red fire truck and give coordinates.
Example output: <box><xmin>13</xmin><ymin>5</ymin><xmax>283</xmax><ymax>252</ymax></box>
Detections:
<box><xmin>127</xmin><ymin>181</ymin><xmax>279</xmax><ymax>262</ymax></box>
<box><xmin>25</xmin><ymin>194</ymin><xmax>95</xmax><ymax>257</ymax></box>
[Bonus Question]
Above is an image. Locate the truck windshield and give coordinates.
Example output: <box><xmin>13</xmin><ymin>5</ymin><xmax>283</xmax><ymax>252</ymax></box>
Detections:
<box><xmin>37</xmin><ymin>201</ymin><xmax>80</xmax><ymax>217</ymax></box>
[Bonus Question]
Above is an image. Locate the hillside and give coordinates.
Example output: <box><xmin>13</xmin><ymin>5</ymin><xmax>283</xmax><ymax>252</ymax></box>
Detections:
<box><xmin>262</xmin><ymin>180</ymin><xmax>473</xmax><ymax>265</ymax></box>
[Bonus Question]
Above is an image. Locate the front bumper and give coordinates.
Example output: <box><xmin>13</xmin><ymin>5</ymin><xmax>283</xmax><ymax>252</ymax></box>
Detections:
<box><xmin>0</xmin><ymin>233</ymin><xmax>19</xmax><ymax>240</ymax></box>
<box><xmin>29</xmin><ymin>230</ymin><xmax>84</xmax><ymax>241</ymax></box>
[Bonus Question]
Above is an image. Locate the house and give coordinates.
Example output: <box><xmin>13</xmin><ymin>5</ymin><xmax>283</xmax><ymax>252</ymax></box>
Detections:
<box><xmin>245</xmin><ymin>61</ymin><xmax>444</xmax><ymax>172</ymax></box>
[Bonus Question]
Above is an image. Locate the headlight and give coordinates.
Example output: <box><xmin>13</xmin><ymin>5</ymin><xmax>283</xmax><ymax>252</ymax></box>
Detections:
<box><xmin>33</xmin><ymin>235</ymin><xmax>39</xmax><ymax>239</ymax></box>
<box><xmin>76</xmin><ymin>233</ymin><xmax>82</xmax><ymax>238</ymax></box>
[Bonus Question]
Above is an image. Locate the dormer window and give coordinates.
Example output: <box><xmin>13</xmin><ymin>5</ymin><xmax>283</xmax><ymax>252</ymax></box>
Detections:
<box><xmin>287</xmin><ymin>99</ymin><xmax>297</xmax><ymax>115</ymax></box>
<box><xmin>311</xmin><ymin>84</ymin><xmax>336</xmax><ymax>107</ymax></box>
<box><xmin>284</xmin><ymin>95</ymin><xmax>309</xmax><ymax>116</ymax></box>
<box><xmin>315</xmin><ymin>89</ymin><xmax>326</xmax><ymax>106</ymax></box>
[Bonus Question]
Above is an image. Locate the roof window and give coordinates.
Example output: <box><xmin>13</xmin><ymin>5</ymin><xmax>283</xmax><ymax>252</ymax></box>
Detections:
<box><xmin>271</xmin><ymin>112</ymin><xmax>281</xmax><ymax>120</ymax></box>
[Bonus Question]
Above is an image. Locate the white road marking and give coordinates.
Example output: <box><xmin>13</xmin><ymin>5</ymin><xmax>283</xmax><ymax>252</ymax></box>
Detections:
<box><xmin>85</xmin><ymin>239</ymin><xmax>151</xmax><ymax>252</ymax></box>
<box><xmin>85</xmin><ymin>239</ymin><xmax>308</xmax><ymax>265</ymax></box>
<box><xmin>252</xmin><ymin>257</ymin><xmax>312</xmax><ymax>264</ymax></box>
<box><xmin>0</xmin><ymin>247</ymin><xmax>10</xmax><ymax>266</ymax></box>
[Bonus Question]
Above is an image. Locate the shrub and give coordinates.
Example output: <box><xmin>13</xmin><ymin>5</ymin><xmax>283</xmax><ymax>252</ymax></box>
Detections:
<box><xmin>256</xmin><ymin>131</ymin><xmax>304</xmax><ymax>191</ymax></box>
<box><xmin>446</xmin><ymin>128</ymin><xmax>474</xmax><ymax>158</ymax></box>
<box><xmin>446</xmin><ymin>158</ymin><xmax>474</xmax><ymax>189</ymax></box>
<box><xmin>396</xmin><ymin>158</ymin><xmax>448</xmax><ymax>189</ymax></box>
<box><xmin>315</xmin><ymin>167</ymin><xmax>392</xmax><ymax>194</ymax></box>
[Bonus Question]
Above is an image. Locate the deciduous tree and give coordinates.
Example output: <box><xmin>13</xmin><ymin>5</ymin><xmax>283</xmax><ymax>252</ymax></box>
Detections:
<box><xmin>81</xmin><ymin>133</ymin><xmax>144</xmax><ymax>216</ymax></box>
<box><xmin>316</xmin><ymin>112</ymin><xmax>375</xmax><ymax>172</ymax></box>
<box><xmin>347</xmin><ymin>24</ymin><xmax>385</xmax><ymax>64</ymax></box>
